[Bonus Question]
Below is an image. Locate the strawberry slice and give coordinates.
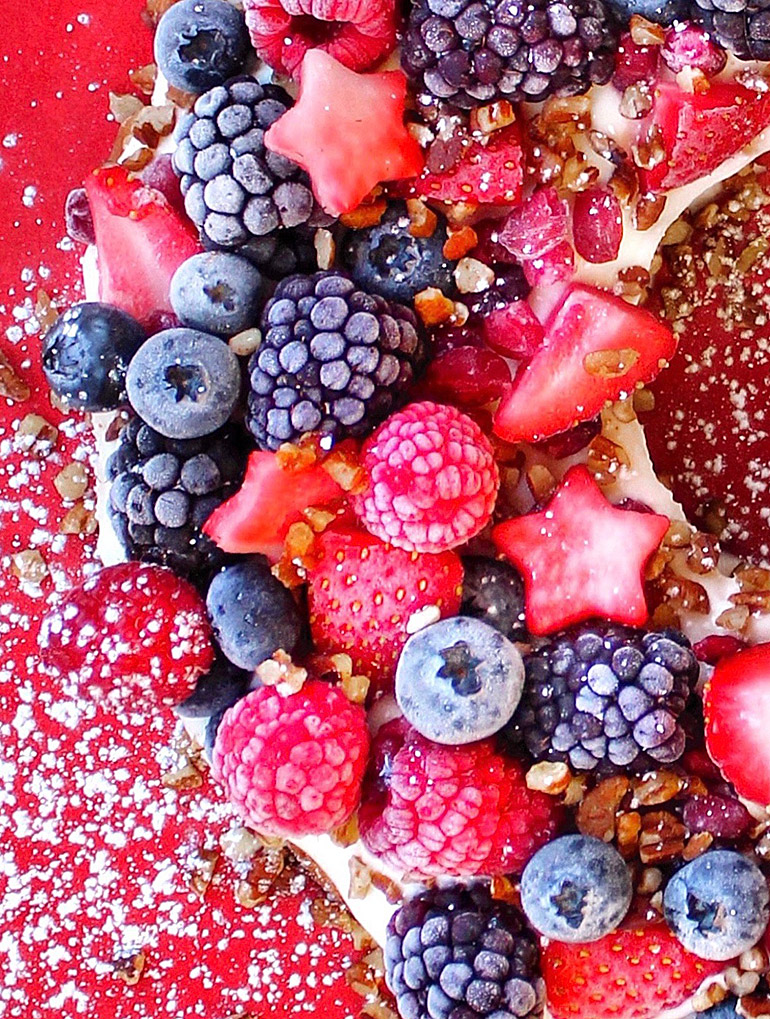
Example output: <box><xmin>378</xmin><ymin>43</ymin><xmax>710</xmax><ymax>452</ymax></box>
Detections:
<box><xmin>543</xmin><ymin>920</ymin><xmax>723</xmax><ymax>1019</ymax></box>
<box><xmin>396</xmin><ymin>122</ymin><xmax>524</xmax><ymax>206</ymax></box>
<box><xmin>643</xmin><ymin>80</ymin><xmax>770</xmax><ymax>192</ymax></box>
<box><xmin>493</xmin><ymin>284</ymin><xmax>676</xmax><ymax>444</ymax></box>
<box><xmin>84</xmin><ymin>164</ymin><xmax>199</xmax><ymax>327</ymax></box>
<box><xmin>704</xmin><ymin>643</ymin><xmax>770</xmax><ymax>806</ymax></box>
<box><xmin>306</xmin><ymin>525</ymin><xmax>463</xmax><ymax>692</ymax></box>
<box><xmin>203</xmin><ymin>448</ymin><xmax>347</xmax><ymax>562</ymax></box>
<box><xmin>264</xmin><ymin>50</ymin><xmax>424</xmax><ymax>216</ymax></box>
<box><xmin>493</xmin><ymin>465</ymin><xmax>669</xmax><ymax>635</ymax></box>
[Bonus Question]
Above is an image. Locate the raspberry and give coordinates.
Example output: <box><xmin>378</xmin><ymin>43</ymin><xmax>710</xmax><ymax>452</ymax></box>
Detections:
<box><xmin>352</xmin><ymin>401</ymin><xmax>500</xmax><ymax>554</ymax></box>
<box><xmin>39</xmin><ymin>563</ymin><xmax>214</xmax><ymax>707</ymax></box>
<box><xmin>244</xmin><ymin>0</ymin><xmax>398</xmax><ymax>79</ymax></box>
<box><xmin>359</xmin><ymin>719</ymin><xmax>562</xmax><ymax>879</ymax></box>
<box><xmin>212</xmin><ymin>681</ymin><xmax>370</xmax><ymax>837</ymax></box>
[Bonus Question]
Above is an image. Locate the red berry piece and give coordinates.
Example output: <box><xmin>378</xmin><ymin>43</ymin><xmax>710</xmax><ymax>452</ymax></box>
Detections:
<box><xmin>483</xmin><ymin>299</ymin><xmax>545</xmax><ymax>360</ymax></box>
<box><xmin>84</xmin><ymin>164</ymin><xmax>200</xmax><ymax>328</ymax></box>
<box><xmin>641</xmin><ymin>80</ymin><xmax>770</xmax><ymax>192</ymax></box>
<box><xmin>140</xmin><ymin>153</ymin><xmax>186</xmax><ymax>220</ymax></box>
<box><xmin>542</xmin><ymin>920</ymin><xmax>723</xmax><ymax>1019</ymax></box>
<box><xmin>498</xmin><ymin>186</ymin><xmax>569</xmax><ymax>261</ymax></box>
<box><xmin>493</xmin><ymin>465</ymin><xmax>669</xmax><ymax>635</ymax></box>
<box><xmin>264</xmin><ymin>50</ymin><xmax>424</xmax><ymax>216</ymax></box>
<box><xmin>572</xmin><ymin>186</ymin><xmax>623</xmax><ymax>264</ymax></box>
<box><xmin>692</xmin><ymin>634</ymin><xmax>746</xmax><ymax>665</ymax></box>
<box><xmin>522</xmin><ymin>237</ymin><xmax>575</xmax><ymax>287</ymax></box>
<box><xmin>681</xmin><ymin>793</ymin><xmax>752</xmax><ymax>840</ymax></box>
<box><xmin>39</xmin><ymin>563</ymin><xmax>213</xmax><ymax>706</ymax></box>
<box><xmin>212</xmin><ymin>681</ymin><xmax>370</xmax><ymax>837</ymax></box>
<box><xmin>359</xmin><ymin>719</ymin><xmax>561</xmax><ymax>878</ymax></box>
<box><xmin>612</xmin><ymin>31</ymin><xmax>660</xmax><ymax>90</ymax></box>
<box><xmin>244</xmin><ymin>0</ymin><xmax>398</xmax><ymax>78</ymax></box>
<box><xmin>420</xmin><ymin>346</ymin><xmax>511</xmax><ymax>409</ymax></box>
<box><xmin>661</xmin><ymin>24</ymin><xmax>727</xmax><ymax>76</ymax></box>
<box><xmin>493</xmin><ymin>284</ymin><xmax>676</xmax><ymax>444</ymax></box>
<box><xmin>703</xmin><ymin>643</ymin><xmax>770</xmax><ymax>806</ymax></box>
<box><xmin>353</xmin><ymin>401</ymin><xmax>499</xmax><ymax>553</ymax></box>
<box><xmin>203</xmin><ymin>447</ymin><xmax>346</xmax><ymax>560</ymax></box>
<box><xmin>306</xmin><ymin>524</ymin><xmax>463</xmax><ymax>691</ymax></box>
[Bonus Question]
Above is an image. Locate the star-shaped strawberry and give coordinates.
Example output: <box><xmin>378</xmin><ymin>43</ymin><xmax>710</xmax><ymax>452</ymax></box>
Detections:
<box><xmin>264</xmin><ymin>49</ymin><xmax>424</xmax><ymax>217</ymax></box>
<box><xmin>493</xmin><ymin>466</ymin><xmax>669</xmax><ymax>635</ymax></box>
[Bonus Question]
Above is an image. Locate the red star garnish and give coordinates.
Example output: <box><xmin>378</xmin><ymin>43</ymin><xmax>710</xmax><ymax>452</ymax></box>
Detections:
<box><xmin>264</xmin><ymin>49</ymin><xmax>424</xmax><ymax>217</ymax></box>
<box><xmin>493</xmin><ymin>465</ymin><xmax>669</xmax><ymax>635</ymax></box>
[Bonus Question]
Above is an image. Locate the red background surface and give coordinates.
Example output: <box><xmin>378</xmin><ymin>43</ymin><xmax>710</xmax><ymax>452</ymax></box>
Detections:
<box><xmin>0</xmin><ymin>1</ymin><xmax>367</xmax><ymax>1015</ymax></box>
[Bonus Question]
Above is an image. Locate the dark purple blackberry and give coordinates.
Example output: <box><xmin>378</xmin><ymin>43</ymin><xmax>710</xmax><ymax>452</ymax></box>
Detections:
<box><xmin>386</xmin><ymin>884</ymin><xmax>542</xmax><ymax>1019</ymax></box>
<box><xmin>401</xmin><ymin>0</ymin><xmax>619</xmax><ymax>108</ymax></box>
<box><xmin>107</xmin><ymin>417</ymin><xmax>247</xmax><ymax>582</ymax></box>
<box><xmin>501</xmin><ymin>624</ymin><xmax>699</xmax><ymax>773</ymax></box>
<box><xmin>246</xmin><ymin>271</ymin><xmax>426</xmax><ymax>450</ymax></box>
<box><xmin>172</xmin><ymin>76</ymin><xmax>330</xmax><ymax>251</ymax></box>
<box><xmin>469</xmin><ymin>263</ymin><xmax>530</xmax><ymax>317</ymax></box>
<box><xmin>460</xmin><ymin>555</ymin><xmax>528</xmax><ymax>641</ymax></box>
<box><xmin>689</xmin><ymin>0</ymin><xmax>770</xmax><ymax>60</ymax></box>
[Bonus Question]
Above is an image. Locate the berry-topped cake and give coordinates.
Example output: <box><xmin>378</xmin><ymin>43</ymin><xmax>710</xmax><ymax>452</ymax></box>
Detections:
<box><xmin>27</xmin><ymin>0</ymin><xmax>770</xmax><ymax>1013</ymax></box>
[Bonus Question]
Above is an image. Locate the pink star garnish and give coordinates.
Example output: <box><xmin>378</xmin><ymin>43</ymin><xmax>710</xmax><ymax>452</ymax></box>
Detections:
<box><xmin>264</xmin><ymin>49</ymin><xmax>424</xmax><ymax>217</ymax></box>
<box><xmin>493</xmin><ymin>465</ymin><xmax>669</xmax><ymax>635</ymax></box>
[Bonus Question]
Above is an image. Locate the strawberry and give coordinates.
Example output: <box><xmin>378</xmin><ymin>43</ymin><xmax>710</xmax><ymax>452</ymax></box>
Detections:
<box><xmin>306</xmin><ymin>525</ymin><xmax>463</xmax><ymax>692</ymax></box>
<box><xmin>493</xmin><ymin>284</ymin><xmax>677</xmax><ymax>444</ymax></box>
<box><xmin>642</xmin><ymin>80</ymin><xmax>770</xmax><ymax>192</ymax></box>
<box><xmin>203</xmin><ymin>448</ymin><xmax>347</xmax><ymax>561</ymax></box>
<box><xmin>493</xmin><ymin>465</ymin><xmax>669</xmax><ymax>635</ymax></box>
<box><xmin>641</xmin><ymin>165</ymin><xmax>770</xmax><ymax>563</ymax></box>
<box><xmin>264</xmin><ymin>50</ymin><xmax>424</xmax><ymax>217</ymax></box>
<box><xmin>396</xmin><ymin>122</ymin><xmax>524</xmax><ymax>206</ymax></box>
<box><xmin>543</xmin><ymin>920</ymin><xmax>723</xmax><ymax>1019</ymax></box>
<box><xmin>84</xmin><ymin>164</ymin><xmax>199</xmax><ymax>328</ymax></box>
<box><xmin>703</xmin><ymin>643</ymin><xmax>770</xmax><ymax>806</ymax></box>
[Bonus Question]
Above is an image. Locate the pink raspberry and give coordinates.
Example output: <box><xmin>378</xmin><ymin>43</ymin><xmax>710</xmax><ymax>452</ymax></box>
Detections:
<box><xmin>39</xmin><ymin>563</ymin><xmax>213</xmax><ymax>707</ymax></box>
<box><xmin>244</xmin><ymin>0</ymin><xmax>398</xmax><ymax>80</ymax></box>
<box><xmin>359</xmin><ymin>720</ymin><xmax>562</xmax><ymax>879</ymax></box>
<box><xmin>352</xmin><ymin>401</ymin><xmax>500</xmax><ymax>554</ymax></box>
<box><xmin>212</xmin><ymin>681</ymin><xmax>370</xmax><ymax>838</ymax></box>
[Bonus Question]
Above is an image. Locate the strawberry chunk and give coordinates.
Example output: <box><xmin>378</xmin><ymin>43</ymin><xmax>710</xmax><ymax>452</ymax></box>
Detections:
<box><xmin>704</xmin><ymin>643</ymin><xmax>770</xmax><ymax>806</ymax></box>
<box><xmin>543</xmin><ymin>920</ymin><xmax>722</xmax><ymax>1019</ymax></box>
<box><xmin>643</xmin><ymin>80</ymin><xmax>770</xmax><ymax>192</ymax></box>
<box><xmin>202</xmin><ymin>448</ymin><xmax>346</xmax><ymax>562</ymax></box>
<box><xmin>493</xmin><ymin>465</ymin><xmax>669</xmax><ymax>635</ymax></box>
<box><xmin>84</xmin><ymin>164</ymin><xmax>200</xmax><ymax>328</ymax></box>
<box><xmin>306</xmin><ymin>525</ymin><xmax>463</xmax><ymax>693</ymax></box>
<box><xmin>264</xmin><ymin>50</ymin><xmax>424</xmax><ymax>216</ymax></box>
<box><xmin>493</xmin><ymin>284</ymin><xmax>676</xmax><ymax>444</ymax></box>
<box><xmin>398</xmin><ymin>122</ymin><xmax>524</xmax><ymax>206</ymax></box>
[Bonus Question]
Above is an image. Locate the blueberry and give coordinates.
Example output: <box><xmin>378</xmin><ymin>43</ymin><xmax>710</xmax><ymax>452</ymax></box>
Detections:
<box><xmin>460</xmin><ymin>556</ymin><xmax>528</xmax><ymax>642</ymax></box>
<box><xmin>206</xmin><ymin>556</ymin><xmax>304</xmax><ymax>670</ymax></box>
<box><xmin>604</xmin><ymin>0</ymin><xmax>689</xmax><ymax>25</ymax></box>
<box><xmin>154</xmin><ymin>0</ymin><xmax>250</xmax><ymax>94</ymax></box>
<box><xmin>170</xmin><ymin>252</ymin><xmax>262</xmax><ymax>337</ymax></box>
<box><xmin>339</xmin><ymin>202</ymin><xmax>456</xmax><ymax>303</ymax></box>
<box><xmin>395</xmin><ymin>616</ymin><xmax>525</xmax><ymax>745</ymax></box>
<box><xmin>42</xmin><ymin>302</ymin><xmax>146</xmax><ymax>411</ymax></box>
<box><xmin>176</xmin><ymin>653</ymin><xmax>254</xmax><ymax>718</ymax></box>
<box><xmin>701</xmin><ymin>998</ymin><xmax>740</xmax><ymax>1019</ymax></box>
<box><xmin>126</xmin><ymin>327</ymin><xmax>241</xmax><ymax>439</ymax></box>
<box><xmin>520</xmin><ymin>835</ymin><xmax>633</xmax><ymax>942</ymax></box>
<box><xmin>663</xmin><ymin>850</ymin><xmax>770</xmax><ymax>960</ymax></box>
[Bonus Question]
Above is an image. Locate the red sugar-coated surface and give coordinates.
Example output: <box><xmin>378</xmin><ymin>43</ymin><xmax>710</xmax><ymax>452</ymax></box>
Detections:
<box><xmin>0</xmin><ymin>3</ymin><xmax>368</xmax><ymax>1014</ymax></box>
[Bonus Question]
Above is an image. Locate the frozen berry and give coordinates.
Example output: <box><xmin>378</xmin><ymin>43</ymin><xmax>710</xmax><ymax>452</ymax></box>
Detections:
<box><xmin>154</xmin><ymin>0</ymin><xmax>250</xmax><ymax>94</ymax></box>
<box><xmin>176</xmin><ymin>653</ymin><xmax>255</xmax><ymax>719</ymax></box>
<box><xmin>42</xmin><ymin>302</ymin><xmax>146</xmax><ymax>411</ymax></box>
<box><xmin>395</xmin><ymin>616</ymin><xmax>525</xmax><ymax>745</ymax></box>
<box><xmin>170</xmin><ymin>251</ymin><xmax>262</xmax><ymax>337</ymax></box>
<box><xmin>206</xmin><ymin>556</ymin><xmax>304</xmax><ymax>670</ymax></box>
<box><xmin>212</xmin><ymin>680</ymin><xmax>370</xmax><ymax>836</ymax></box>
<box><xmin>603</xmin><ymin>0</ymin><xmax>688</xmax><ymax>25</ymax></box>
<box><xmin>64</xmin><ymin>186</ymin><xmax>95</xmax><ymax>245</ymax></box>
<box><xmin>572</xmin><ymin>186</ymin><xmax>623</xmax><ymax>264</ymax></box>
<box><xmin>520</xmin><ymin>835</ymin><xmax>633</xmax><ymax>943</ymax></box>
<box><xmin>660</xmin><ymin>23</ymin><xmax>727</xmax><ymax>75</ymax></box>
<box><xmin>126</xmin><ymin>328</ymin><xmax>241</xmax><ymax>439</ymax></box>
<box><xmin>420</xmin><ymin>346</ymin><xmax>511</xmax><ymax>409</ymax></box>
<box><xmin>612</xmin><ymin>32</ymin><xmax>660</xmax><ymax>89</ymax></box>
<box><xmin>352</xmin><ymin>401</ymin><xmax>499</xmax><ymax>554</ymax></box>
<box><xmin>39</xmin><ymin>563</ymin><xmax>214</xmax><ymax>706</ymax></box>
<box><xmin>460</xmin><ymin>555</ymin><xmax>528</xmax><ymax>642</ymax></box>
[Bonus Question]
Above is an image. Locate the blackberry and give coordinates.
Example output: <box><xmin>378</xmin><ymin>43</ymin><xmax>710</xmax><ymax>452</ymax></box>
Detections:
<box><xmin>401</xmin><ymin>0</ymin><xmax>619</xmax><ymax>109</ymax></box>
<box><xmin>501</xmin><ymin>624</ymin><xmax>699</xmax><ymax>774</ymax></box>
<box><xmin>246</xmin><ymin>271</ymin><xmax>426</xmax><ymax>450</ymax></box>
<box><xmin>172</xmin><ymin>76</ymin><xmax>329</xmax><ymax>252</ymax></box>
<box><xmin>689</xmin><ymin>0</ymin><xmax>770</xmax><ymax>60</ymax></box>
<box><xmin>385</xmin><ymin>884</ymin><xmax>542</xmax><ymax>1019</ymax></box>
<box><xmin>460</xmin><ymin>555</ymin><xmax>528</xmax><ymax>641</ymax></box>
<box><xmin>107</xmin><ymin>417</ymin><xmax>246</xmax><ymax>582</ymax></box>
